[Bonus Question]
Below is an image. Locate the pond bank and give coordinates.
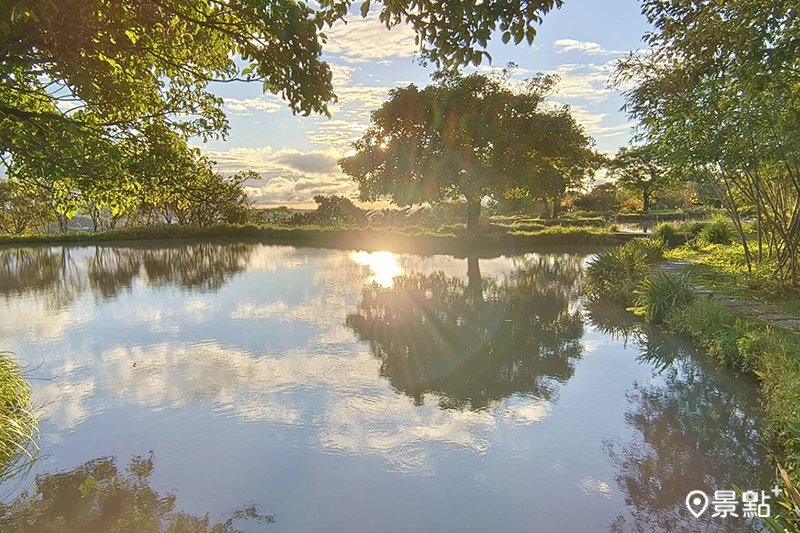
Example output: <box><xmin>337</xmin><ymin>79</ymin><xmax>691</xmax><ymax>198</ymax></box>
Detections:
<box><xmin>0</xmin><ymin>224</ymin><xmax>621</xmax><ymax>256</ymax></box>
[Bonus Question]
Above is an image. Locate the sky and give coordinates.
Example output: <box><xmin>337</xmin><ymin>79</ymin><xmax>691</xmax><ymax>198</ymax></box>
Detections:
<box><xmin>201</xmin><ymin>0</ymin><xmax>653</xmax><ymax>208</ymax></box>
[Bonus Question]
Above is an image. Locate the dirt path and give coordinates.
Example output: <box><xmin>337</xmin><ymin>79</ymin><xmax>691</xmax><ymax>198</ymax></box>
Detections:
<box><xmin>658</xmin><ymin>260</ymin><xmax>800</xmax><ymax>330</ymax></box>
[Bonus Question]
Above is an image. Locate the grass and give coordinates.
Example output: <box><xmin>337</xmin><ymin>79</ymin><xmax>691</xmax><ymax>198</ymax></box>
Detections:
<box><xmin>584</xmin><ymin>238</ymin><xmax>665</xmax><ymax>303</ymax></box>
<box><xmin>632</xmin><ymin>271</ymin><xmax>694</xmax><ymax>323</ymax></box>
<box><xmin>667</xmin><ymin>243</ymin><xmax>800</xmax><ymax>317</ymax></box>
<box><xmin>0</xmin><ymin>353</ymin><xmax>37</xmax><ymax>481</ymax></box>
<box><xmin>0</xmin><ymin>223</ymin><xmax>621</xmax><ymax>254</ymax></box>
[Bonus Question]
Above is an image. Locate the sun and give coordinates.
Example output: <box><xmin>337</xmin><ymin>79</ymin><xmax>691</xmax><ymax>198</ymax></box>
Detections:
<box><xmin>351</xmin><ymin>251</ymin><xmax>404</xmax><ymax>288</ymax></box>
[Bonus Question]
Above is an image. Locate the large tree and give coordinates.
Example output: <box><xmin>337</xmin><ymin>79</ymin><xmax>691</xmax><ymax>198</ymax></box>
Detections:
<box><xmin>340</xmin><ymin>71</ymin><xmax>597</xmax><ymax>230</ymax></box>
<box><xmin>608</xmin><ymin>144</ymin><xmax>671</xmax><ymax>214</ymax></box>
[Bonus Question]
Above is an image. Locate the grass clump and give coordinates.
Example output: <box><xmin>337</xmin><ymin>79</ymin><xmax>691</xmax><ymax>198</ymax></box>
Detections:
<box><xmin>652</xmin><ymin>220</ymin><xmax>706</xmax><ymax>247</ymax></box>
<box><xmin>0</xmin><ymin>353</ymin><xmax>37</xmax><ymax>481</ymax></box>
<box><xmin>632</xmin><ymin>271</ymin><xmax>694</xmax><ymax>323</ymax></box>
<box><xmin>699</xmin><ymin>215</ymin><xmax>736</xmax><ymax>245</ymax></box>
<box><xmin>585</xmin><ymin>238</ymin><xmax>665</xmax><ymax>303</ymax></box>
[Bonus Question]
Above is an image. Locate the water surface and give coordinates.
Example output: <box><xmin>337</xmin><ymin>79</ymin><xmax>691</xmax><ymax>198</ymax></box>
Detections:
<box><xmin>0</xmin><ymin>242</ymin><xmax>772</xmax><ymax>532</ymax></box>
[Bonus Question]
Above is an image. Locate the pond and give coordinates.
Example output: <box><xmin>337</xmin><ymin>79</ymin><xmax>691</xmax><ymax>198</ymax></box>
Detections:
<box><xmin>0</xmin><ymin>242</ymin><xmax>773</xmax><ymax>532</ymax></box>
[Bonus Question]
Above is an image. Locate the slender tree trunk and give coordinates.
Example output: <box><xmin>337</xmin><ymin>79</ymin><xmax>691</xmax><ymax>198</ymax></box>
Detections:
<box><xmin>466</xmin><ymin>200</ymin><xmax>481</xmax><ymax>233</ymax></box>
<box><xmin>642</xmin><ymin>189</ymin><xmax>651</xmax><ymax>214</ymax></box>
<box><xmin>552</xmin><ymin>194</ymin><xmax>561</xmax><ymax>217</ymax></box>
<box><xmin>467</xmin><ymin>256</ymin><xmax>483</xmax><ymax>305</ymax></box>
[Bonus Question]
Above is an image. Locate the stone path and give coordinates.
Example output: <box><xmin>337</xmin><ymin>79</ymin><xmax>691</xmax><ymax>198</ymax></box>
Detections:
<box><xmin>657</xmin><ymin>260</ymin><xmax>800</xmax><ymax>330</ymax></box>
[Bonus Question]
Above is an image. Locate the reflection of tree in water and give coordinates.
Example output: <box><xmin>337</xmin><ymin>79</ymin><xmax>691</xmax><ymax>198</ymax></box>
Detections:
<box><xmin>587</xmin><ymin>304</ymin><xmax>772</xmax><ymax>532</ymax></box>
<box><xmin>0</xmin><ymin>453</ymin><xmax>274</xmax><ymax>532</ymax></box>
<box><xmin>87</xmin><ymin>247</ymin><xmax>143</xmax><ymax>300</ymax></box>
<box><xmin>141</xmin><ymin>243</ymin><xmax>254</xmax><ymax>292</ymax></box>
<box><xmin>0</xmin><ymin>247</ymin><xmax>83</xmax><ymax>308</ymax></box>
<box><xmin>0</xmin><ymin>243</ymin><xmax>255</xmax><ymax>304</ymax></box>
<box><xmin>346</xmin><ymin>255</ymin><xmax>585</xmax><ymax>410</ymax></box>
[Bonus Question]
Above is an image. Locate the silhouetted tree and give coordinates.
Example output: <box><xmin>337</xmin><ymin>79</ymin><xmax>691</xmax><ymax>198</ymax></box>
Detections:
<box><xmin>340</xmin><ymin>71</ymin><xmax>599</xmax><ymax>230</ymax></box>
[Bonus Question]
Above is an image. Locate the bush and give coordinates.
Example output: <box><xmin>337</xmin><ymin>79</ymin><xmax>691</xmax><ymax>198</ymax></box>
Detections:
<box><xmin>664</xmin><ymin>298</ymin><xmax>763</xmax><ymax>370</ymax></box>
<box><xmin>700</xmin><ymin>215</ymin><xmax>736</xmax><ymax>244</ymax></box>
<box><xmin>652</xmin><ymin>222</ymin><xmax>682</xmax><ymax>246</ymax></box>
<box><xmin>652</xmin><ymin>220</ymin><xmax>708</xmax><ymax>247</ymax></box>
<box><xmin>570</xmin><ymin>183</ymin><xmax>620</xmax><ymax>213</ymax></box>
<box><xmin>585</xmin><ymin>238</ymin><xmax>663</xmax><ymax>303</ymax></box>
<box><xmin>632</xmin><ymin>271</ymin><xmax>695</xmax><ymax>323</ymax></box>
<box><xmin>628</xmin><ymin>237</ymin><xmax>666</xmax><ymax>263</ymax></box>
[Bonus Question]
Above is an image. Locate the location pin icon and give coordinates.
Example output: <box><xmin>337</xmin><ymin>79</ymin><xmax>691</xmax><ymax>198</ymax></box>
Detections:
<box><xmin>686</xmin><ymin>490</ymin><xmax>710</xmax><ymax>518</ymax></box>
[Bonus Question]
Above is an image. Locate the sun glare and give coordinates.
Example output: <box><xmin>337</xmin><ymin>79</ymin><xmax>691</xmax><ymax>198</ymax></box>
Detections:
<box><xmin>351</xmin><ymin>251</ymin><xmax>404</xmax><ymax>288</ymax></box>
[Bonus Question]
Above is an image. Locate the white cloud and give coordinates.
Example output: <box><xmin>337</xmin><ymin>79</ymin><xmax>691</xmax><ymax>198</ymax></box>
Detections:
<box><xmin>324</xmin><ymin>12</ymin><xmax>419</xmax><ymax>63</ymax></box>
<box><xmin>244</xmin><ymin>175</ymin><xmax>357</xmax><ymax>207</ymax></box>
<box><xmin>199</xmin><ymin>145</ymin><xmax>355</xmax><ymax>207</ymax></box>
<box><xmin>203</xmin><ymin>146</ymin><xmax>341</xmax><ymax>177</ymax></box>
<box><xmin>550</xmin><ymin>62</ymin><xmax>617</xmax><ymax>102</ymax></box>
<box><xmin>308</xmin><ymin>85</ymin><xmax>392</xmax><ymax>148</ymax></box>
<box><xmin>561</xmin><ymin>104</ymin><xmax>632</xmax><ymax>136</ymax></box>
<box><xmin>554</xmin><ymin>39</ymin><xmax>625</xmax><ymax>56</ymax></box>
<box><xmin>223</xmin><ymin>96</ymin><xmax>282</xmax><ymax>114</ymax></box>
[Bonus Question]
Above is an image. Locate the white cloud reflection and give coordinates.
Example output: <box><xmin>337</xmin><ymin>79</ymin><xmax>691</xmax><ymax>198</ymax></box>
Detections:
<box><xmin>8</xmin><ymin>246</ymin><xmax>562</xmax><ymax>476</ymax></box>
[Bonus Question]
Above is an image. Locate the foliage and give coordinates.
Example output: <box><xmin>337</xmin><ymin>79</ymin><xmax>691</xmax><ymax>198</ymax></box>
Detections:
<box><xmin>569</xmin><ymin>182</ymin><xmax>619</xmax><ymax>213</ymax></box>
<box><xmin>584</xmin><ymin>238</ymin><xmax>664</xmax><ymax>303</ymax></box>
<box><xmin>608</xmin><ymin>144</ymin><xmax>673</xmax><ymax>213</ymax></box>
<box><xmin>698</xmin><ymin>215</ymin><xmax>736</xmax><ymax>245</ymax></box>
<box><xmin>295</xmin><ymin>195</ymin><xmax>366</xmax><ymax>226</ymax></box>
<box><xmin>617</xmin><ymin>0</ymin><xmax>800</xmax><ymax>284</ymax></box>
<box><xmin>0</xmin><ymin>453</ymin><xmax>274</xmax><ymax>532</ymax></box>
<box><xmin>247</xmin><ymin>206</ymin><xmax>296</xmax><ymax>226</ymax></box>
<box><xmin>652</xmin><ymin>220</ymin><xmax>706</xmax><ymax>248</ymax></box>
<box><xmin>340</xmin><ymin>71</ymin><xmax>601</xmax><ymax>230</ymax></box>
<box><xmin>1</xmin><ymin>0</ymin><xmax>564</xmax><ymax>219</ymax></box>
<box><xmin>632</xmin><ymin>271</ymin><xmax>694</xmax><ymax>323</ymax></box>
<box><xmin>0</xmin><ymin>353</ymin><xmax>37</xmax><ymax>483</ymax></box>
<box><xmin>0</xmin><ymin>180</ymin><xmax>52</xmax><ymax>234</ymax></box>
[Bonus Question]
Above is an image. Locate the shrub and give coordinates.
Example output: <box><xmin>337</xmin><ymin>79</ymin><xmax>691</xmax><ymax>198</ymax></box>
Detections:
<box><xmin>632</xmin><ymin>271</ymin><xmax>695</xmax><ymax>323</ymax></box>
<box><xmin>652</xmin><ymin>222</ymin><xmax>683</xmax><ymax>247</ymax></box>
<box><xmin>652</xmin><ymin>220</ymin><xmax>709</xmax><ymax>247</ymax></box>
<box><xmin>585</xmin><ymin>238</ymin><xmax>662</xmax><ymax>303</ymax></box>
<box><xmin>700</xmin><ymin>214</ymin><xmax>736</xmax><ymax>244</ymax></box>
<box><xmin>628</xmin><ymin>237</ymin><xmax>666</xmax><ymax>263</ymax></box>
<box><xmin>664</xmin><ymin>298</ymin><xmax>764</xmax><ymax>370</ymax></box>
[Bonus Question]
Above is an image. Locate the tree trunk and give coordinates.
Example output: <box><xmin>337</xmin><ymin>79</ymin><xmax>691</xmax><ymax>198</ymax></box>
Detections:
<box><xmin>466</xmin><ymin>200</ymin><xmax>481</xmax><ymax>233</ymax></box>
<box><xmin>552</xmin><ymin>195</ymin><xmax>561</xmax><ymax>217</ymax></box>
<box><xmin>467</xmin><ymin>256</ymin><xmax>483</xmax><ymax>305</ymax></box>
<box><xmin>642</xmin><ymin>189</ymin><xmax>651</xmax><ymax>213</ymax></box>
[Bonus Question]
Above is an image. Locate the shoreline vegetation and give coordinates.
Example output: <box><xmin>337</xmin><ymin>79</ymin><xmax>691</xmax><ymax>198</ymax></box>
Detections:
<box><xmin>0</xmin><ymin>353</ymin><xmax>37</xmax><ymax>484</ymax></box>
<box><xmin>585</xmin><ymin>227</ymin><xmax>800</xmax><ymax>529</ymax></box>
<box><xmin>0</xmin><ymin>223</ymin><xmax>621</xmax><ymax>255</ymax></box>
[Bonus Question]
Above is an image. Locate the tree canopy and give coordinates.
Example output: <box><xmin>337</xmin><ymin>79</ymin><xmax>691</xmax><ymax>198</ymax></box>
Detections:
<box><xmin>1</xmin><ymin>0</ymin><xmax>563</xmax><ymax>178</ymax></box>
<box><xmin>608</xmin><ymin>144</ymin><xmax>671</xmax><ymax>213</ymax></box>
<box><xmin>616</xmin><ymin>0</ymin><xmax>800</xmax><ymax>282</ymax></box>
<box><xmin>339</xmin><ymin>71</ymin><xmax>599</xmax><ymax>229</ymax></box>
